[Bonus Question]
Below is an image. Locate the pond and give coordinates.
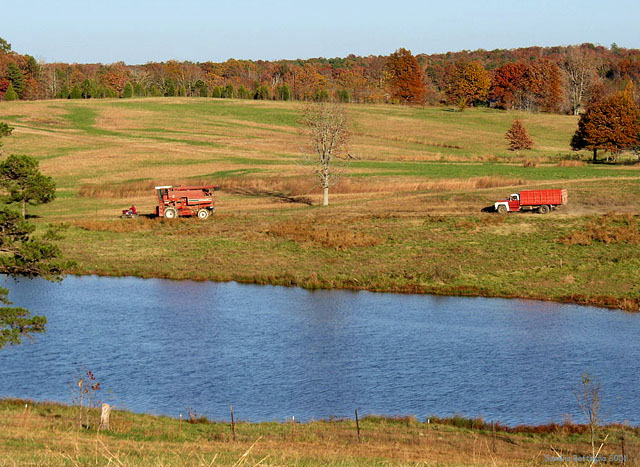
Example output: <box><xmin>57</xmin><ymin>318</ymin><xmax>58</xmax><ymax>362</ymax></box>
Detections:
<box><xmin>0</xmin><ymin>275</ymin><xmax>638</xmax><ymax>425</ymax></box>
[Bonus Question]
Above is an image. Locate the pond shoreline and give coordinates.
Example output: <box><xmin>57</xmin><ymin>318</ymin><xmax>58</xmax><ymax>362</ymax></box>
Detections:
<box><xmin>65</xmin><ymin>269</ymin><xmax>639</xmax><ymax>313</ymax></box>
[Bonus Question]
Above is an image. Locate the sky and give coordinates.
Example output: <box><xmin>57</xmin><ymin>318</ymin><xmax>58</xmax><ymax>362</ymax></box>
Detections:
<box><xmin>2</xmin><ymin>0</ymin><xmax>639</xmax><ymax>64</ymax></box>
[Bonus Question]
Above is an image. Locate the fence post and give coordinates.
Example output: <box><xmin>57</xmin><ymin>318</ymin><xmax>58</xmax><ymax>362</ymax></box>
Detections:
<box><xmin>355</xmin><ymin>409</ymin><xmax>361</xmax><ymax>443</ymax></box>
<box><xmin>99</xmin><ymin>403</ymin><xmax>111</xmax><ymax>431</ymax></box>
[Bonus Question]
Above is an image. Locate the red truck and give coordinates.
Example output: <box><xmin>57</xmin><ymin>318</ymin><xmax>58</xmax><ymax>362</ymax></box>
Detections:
<box><xmin>155</xmin><ymin>185</ymin><xmax>219</xmax><ymax>219</ymax></box>
<box><xmin>494</xmin><ymin>189</ymin><xmax>567</xmax><ymax>214</ymax></box>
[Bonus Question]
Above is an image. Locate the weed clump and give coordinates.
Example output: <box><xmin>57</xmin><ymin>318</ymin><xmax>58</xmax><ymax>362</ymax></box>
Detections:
<box><xmin>267</xmin><ymin>221</ymin><xmax>383</xmax><ymax>249</ymax></box>
<box><xmin>560</xmin><ymin>213</ymin><xmax>640</xmax><ymax>245</ymax></box>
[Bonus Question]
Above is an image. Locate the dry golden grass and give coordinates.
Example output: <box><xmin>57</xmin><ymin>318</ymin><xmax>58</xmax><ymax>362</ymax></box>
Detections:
<box><xmin>557</xmin><ymin>160</ymin><xmax>587</xmax><ymax>167</ymax></box>
<box><xmin>1</xmin><ymin>399</ymin><xmax>638</xmax><ymax>466</ymax></box>
<box><xmin>78</xmin><ymin>175</ymin><xmax>525</xmax><ymax>201</ymax></box>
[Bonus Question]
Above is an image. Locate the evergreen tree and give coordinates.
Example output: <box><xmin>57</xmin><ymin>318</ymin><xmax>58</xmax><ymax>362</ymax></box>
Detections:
<box><xmin>0</xmin><ymin>209</ymin><xmax>69</xmax><ymax>348</ymax></box>
<box><xmin>166</xmin><ymin>81</ymin><xmax>176</xmax><ymax>97</ymax></box>
<box><xmin>69</xmin><ymin>85</ymin><xmax>82</xmax><ymax>99</ymax></box>
<box><xmin>505</xmin><ymin>120</ymin><xmax>534</xmax><ymax>151</ymax></box>
<box><xmin>254</xmin><ymin>85</ymin><xmax>270</xmax><ymax>100</ymax></box>
<box><xmin>7</xmin><ymin>63</ymin><xmax>25</xmax><ymax>98</ymax></box>
<box><xmin>0</xmin><ymin>154</ymin><xmax>56</xmax><ymax>217</ymax></box>
<box><xmin>278</xmin><ymin>84</ymin><xmax>291</xmax><ymax>101</ymax></box>
<box><xmin>237</xmin><ymin>86</ymin><xmax>249</xmax><ymax>99</ymax></box>
<box><xmin>211</xmin><ymin>86</ymin><xmax>222</xmax><ymax>98</ymax></box>
<box><xmin>337</xmin><ymin>89</ymin><xmax>351</xmax><ymax>103</ymax></box>
<box><xmin>177</xmin><ymin>84</ymin><xmax>187</xmax><ymax>97</ymax></box>
<box><xmin>4</xmin><ymin>84</ymin><xmax>18</xmax><ymax>101</ymax></box>
<box><xmin>57</xmin><ymin>84</ymin><xmax>70</xmax><ymax>99</ymax></box>
<box><xmin>0</xmin><ymin>37</ymin><xmax>11</xmax><ymax>53</ymax></box>
<box><xmin>122</xmin><ymin>82</ymin><xmax>133</xmax><ymax>98</ymax></box>
<box><xmin>150</xmin><ymin>84</ymin><xmax>162</xmax><ymax>97</ymax></box>
<box><xmin>223</xmin><ymin>84</ymin><xmax>234</xmax><ymax>98</ymax></box>
<box><xmin>81</xmin><ymin>79</ymin><xmax>95</xmax><ymax>99</ymax></box>
<box><xmin>133</xmin><ymin>82</ymin><xmax>145</xmax><ymax>97</ymax></box>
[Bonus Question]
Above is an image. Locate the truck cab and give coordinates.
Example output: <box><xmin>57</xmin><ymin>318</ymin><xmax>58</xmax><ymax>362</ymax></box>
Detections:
<box><xmin>494</xmin><ymin>194</ymin><xmax>519</xmax><ymax>213</ymax></box>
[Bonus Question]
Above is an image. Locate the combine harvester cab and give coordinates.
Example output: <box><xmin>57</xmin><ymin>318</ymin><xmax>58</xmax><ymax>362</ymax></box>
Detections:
<box><xmin>494</xmin><ymin>189</ymin><xmax>567</xmax><ymax>214</ymax></box>
<box><xmin>156</xmin><ymin>185</ymin><xmax>219</xmax><ymax>219</ymax></box>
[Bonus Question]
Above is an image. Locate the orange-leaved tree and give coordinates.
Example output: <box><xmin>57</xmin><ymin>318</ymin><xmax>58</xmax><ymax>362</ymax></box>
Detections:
<box><xmin>571</xmin><ymin>87</ymin><xmax>640</xmax><ymax>161</ymax></box>
<box><xmin>386</xmin><ymin>48</ymin><xmax>425</xmax><ymax>104</ymax></box>
<box><xmin>505</xmin><ymin>120</ymin><xmax>534</xmax><ymax>151</ymax></box>
<box><xmin>446</xmin><ymin>62</ymin><xmax>491</xmax><ymax>110</ymax></box>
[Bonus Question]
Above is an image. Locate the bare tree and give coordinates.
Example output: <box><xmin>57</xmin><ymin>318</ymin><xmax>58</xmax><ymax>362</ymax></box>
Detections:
<box><xmin>561</xmin><ymin>46</ymin><xmax>597</xmax><ymax>115</ymax></box>
<box><xmin>300</xmin><ymin>101</ymin><xmax>349</xmax><ymax>206</ymax></box>
<box><xmin>574</xmin><ymin>372</ymin><xmax>602</xmax><ymax>459</ymax></box>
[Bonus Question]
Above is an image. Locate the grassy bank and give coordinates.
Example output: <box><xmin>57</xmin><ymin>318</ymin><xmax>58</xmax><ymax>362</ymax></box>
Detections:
<box><xmin>1</xmin><ymin>98</ymin><xmax>640</xmax><ymax>310</ymax></box>
<box><xmin>1</xmin><ymin>398</ymin><xmax>637</xmax><ymax>466</ymax></box>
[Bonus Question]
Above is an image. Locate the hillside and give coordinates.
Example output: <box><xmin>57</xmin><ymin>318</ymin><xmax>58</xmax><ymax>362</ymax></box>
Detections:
<box><xmin>1</xmin><ymin>98</ymin><xmax>640</xmax><ymax>310</ymax></box>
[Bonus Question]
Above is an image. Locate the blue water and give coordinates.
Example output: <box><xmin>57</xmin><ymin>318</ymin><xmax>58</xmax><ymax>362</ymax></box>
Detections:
<box><xmin>0</xmin><ymin>275</ymin><xmax>638</xmax><ymax>426</ymax></box>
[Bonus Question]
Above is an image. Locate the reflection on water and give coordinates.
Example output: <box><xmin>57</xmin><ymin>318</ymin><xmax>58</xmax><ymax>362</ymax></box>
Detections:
<box><xmin>0</xmin><ymin>275</ymin><xmax>638</xmax><ymax>425</ymax></box>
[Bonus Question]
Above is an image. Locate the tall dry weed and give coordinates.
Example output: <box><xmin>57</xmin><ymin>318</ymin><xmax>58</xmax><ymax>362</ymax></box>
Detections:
<box><xmin>267</xmin><ymin>221</ymin><xmax>383</xmax><ymax>249</ymax></box>
<box><xmin>557</xmin><ymin>160</ymin><xmax>586</xmax><ymax>167</ymax></box>
<box><xmin>560</xmin><ymin>213</ymin><xmax>640</xmax><ymax>245</ymax></box>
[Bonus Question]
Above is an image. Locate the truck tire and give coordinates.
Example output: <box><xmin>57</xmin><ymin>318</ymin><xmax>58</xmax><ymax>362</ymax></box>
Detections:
<box><xmin>497</xmin><ymin>205</ymin><xmax>507</xmax><ymax>214</ymax></box>
<box><xmin>164</xmin><ymin>207</ymin><xmax>178</xmax><ymax>219</ymax></box>
<box><xmin>538</xmin><ymin>205</ymin><xmax>550</xmax><ymax>214</ymax></box>
<box><xmin>197</xmin><ymin>209</ymin><xmax>209</xmax><ymax>220</ymax></box>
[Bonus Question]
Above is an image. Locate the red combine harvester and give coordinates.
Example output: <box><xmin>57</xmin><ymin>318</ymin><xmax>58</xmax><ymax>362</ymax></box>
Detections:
<box><xmin>155</xmin><ymin>185</ymin><xmax>219</xmax><ymax>219</ymax></box>
<box><xmin>494</xmin><ymin>189</ymin><xmax>567</xmax><ymax>214</ymax></box>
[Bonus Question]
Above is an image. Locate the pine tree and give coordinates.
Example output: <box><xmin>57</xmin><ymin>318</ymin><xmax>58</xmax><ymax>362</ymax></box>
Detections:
<box><xmin>4</xmin><ymin>83</ymin><xmax>18</xmax><ymax>101</ymax></box>
<box><xmin>122</xmin><ymin>82</ymin><xmax>133</xmax><ymax>98</ymax></box>
<box><xmin>166</xmin><ymin>81</ymin><xmax>176</xmax><ymax>97</ymax></box>
<box><xmin>69</xmin><ymin>85</ymin><xmax>82</xmax><ymax>99</ymax></box>
<box><xmin>7</xmin><ymin>63</ymin><xmax>25</xmax><ymax>98</ymax></box>
<box><xmin>177</xmin><ymin>84</ymin><xmax>187</xmax><ymax>97</ymax></box>
<box><xmin>505</xmin><ymin>120</ymin><xmax>534</xmax><ymax>151</ymax></box>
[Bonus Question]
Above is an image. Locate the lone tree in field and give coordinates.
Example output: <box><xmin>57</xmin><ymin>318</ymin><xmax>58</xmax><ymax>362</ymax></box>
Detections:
<box><xmin>505</xmin><ymin>120</ymin><xmax>534</xmax><ymax>151</ymax></box>
<box><xmin>571</xmin><ymin>88</ymin><xmax>640</xmax><ymax>162</ymax></box>
<box><xmin>300</xmin><ymin>101</ymin><xmax>349</xmax><ymax>206</ymax></box>
<box><xmin>386</xmin><ymin>48</ymin><xmax>425</xmax><ymax>104</ymax></box>
<box><xmin>0</xmin><ymin>154</ymin><xmax>56</xmax><ymax>217</ymax></box>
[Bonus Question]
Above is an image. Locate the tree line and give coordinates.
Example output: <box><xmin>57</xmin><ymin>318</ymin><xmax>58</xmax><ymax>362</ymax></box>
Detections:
<box><xmin>1</xmin><ymin>38</ymin><xmax>639</xmax><ymax>115</ymax></box>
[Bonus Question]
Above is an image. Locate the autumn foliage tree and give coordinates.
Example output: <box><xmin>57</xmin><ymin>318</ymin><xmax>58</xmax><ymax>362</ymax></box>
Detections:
<box><xmin>571</xmin><ymin>88</ymin><xmax>640</xmax><ymax>161</ymax></box>
<box><xmin>386</xmin><ymin>48</ymin><xmax>425</xmax><ymax>104</ymax></box>
<box><xmin>505</xmin><ymin>120</ymin><xmax>534</xmax><ymax>151</ymax></box>
<box><xmin>446</xmin><ymin>62</ymin><xmax>491</xmax><ymax>110</ymax></box>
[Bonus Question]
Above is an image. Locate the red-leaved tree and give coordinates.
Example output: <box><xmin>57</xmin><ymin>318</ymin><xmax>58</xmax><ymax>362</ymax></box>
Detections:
<box><xmin>386</xmin><ymin>48</ymin><xmax>425</xmax><ymax>104</ymax></box>
<box><xmin>505</xmin><ymin>120</ymin><xmax>534</xmax><ymax>151</ymax></box>
<box><xmin>571</xmin><ymin>88</ymin><xmax>640</xmax><ymax>161</ymax></box>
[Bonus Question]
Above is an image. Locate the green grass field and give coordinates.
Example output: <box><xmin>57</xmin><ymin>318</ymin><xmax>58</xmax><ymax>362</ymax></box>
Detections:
<box><xmin>1</xmin><ymin>97</ymin><xmax>640</xmax><ymax>310</ymax></box>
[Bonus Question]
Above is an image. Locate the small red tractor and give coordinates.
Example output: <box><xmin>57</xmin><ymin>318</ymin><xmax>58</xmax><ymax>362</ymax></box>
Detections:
<box><xmin>155</xmin><ymin>185</ymin><xmax>219</xmax><ymax>219</ymax></box>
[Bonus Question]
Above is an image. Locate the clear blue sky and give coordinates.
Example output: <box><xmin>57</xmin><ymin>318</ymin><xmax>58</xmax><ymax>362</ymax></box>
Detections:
<box><xmin>3</xmin><ymin>0</ymin><xmax>639</xmax><ymax>64</ymax></box>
